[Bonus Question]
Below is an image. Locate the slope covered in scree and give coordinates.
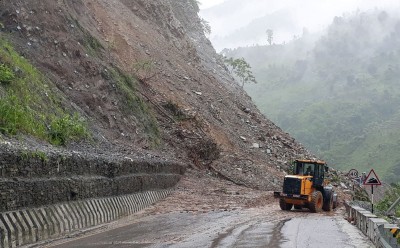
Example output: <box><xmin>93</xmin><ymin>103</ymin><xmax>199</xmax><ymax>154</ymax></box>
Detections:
<box><xmin>0</xmin><ymin>0</ymin><xmax>312</xmax><ymax>190</ymax></box>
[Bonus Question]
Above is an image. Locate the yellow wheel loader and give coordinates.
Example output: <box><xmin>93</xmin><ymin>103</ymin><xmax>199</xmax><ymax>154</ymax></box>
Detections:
<box><xmin>274</xmin><ymin>159</ymin><xmax>337</xmax><ymax>213</ymax></box>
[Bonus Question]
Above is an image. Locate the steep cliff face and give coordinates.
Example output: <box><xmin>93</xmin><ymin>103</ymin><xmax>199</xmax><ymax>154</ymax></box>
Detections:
<box><xmin>0</xmin><ymin>0</ymin><xmax>311</xmax><ymax>190</ymax></box>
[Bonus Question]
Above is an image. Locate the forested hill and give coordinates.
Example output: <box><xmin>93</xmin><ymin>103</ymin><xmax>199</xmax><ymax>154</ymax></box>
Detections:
<box><xmin>225</xmin><ymin>9</ymin><xmax>400</xmax><ymax>183</ymax></box>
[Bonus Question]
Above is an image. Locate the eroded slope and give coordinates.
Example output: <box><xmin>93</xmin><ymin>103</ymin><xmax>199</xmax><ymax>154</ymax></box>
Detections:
<box><xmin>0</xmin><ymin>0</ymin><xmax>311</xmax><ymax>190</ymax></box>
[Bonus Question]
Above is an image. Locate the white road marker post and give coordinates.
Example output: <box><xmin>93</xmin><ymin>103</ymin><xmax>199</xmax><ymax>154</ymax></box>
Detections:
<box><xmin>371</xmin><ymin>185</ymin><xmax>374</xmax><ymax>214</ymax></box>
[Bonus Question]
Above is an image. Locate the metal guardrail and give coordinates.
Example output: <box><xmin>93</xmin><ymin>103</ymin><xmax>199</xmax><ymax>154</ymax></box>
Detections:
<box><xmin>345</xmin><ymin>202</ymin><xmax>400</xmax><ymax>248</ymax></box>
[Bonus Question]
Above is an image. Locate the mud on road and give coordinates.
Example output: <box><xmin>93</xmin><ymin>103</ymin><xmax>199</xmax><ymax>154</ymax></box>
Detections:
<box><xmin>43</xmin><ymin>170</ymin><xmax>373</xmax><ymax>248</ymax></box>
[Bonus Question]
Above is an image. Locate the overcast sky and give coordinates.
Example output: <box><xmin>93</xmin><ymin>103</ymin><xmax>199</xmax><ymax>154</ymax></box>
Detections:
<box><xmin>198</xmin><ymin>0</ymin><xmax>400</xmax><ymax>50</ymax></box>
<box><xmin>198</xmin><ymin>0</ymin><xmax>225</xmax><ymax>9</ymax></box>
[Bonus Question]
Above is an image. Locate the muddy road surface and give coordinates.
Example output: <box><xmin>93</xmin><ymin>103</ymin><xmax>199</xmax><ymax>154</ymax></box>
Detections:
<box><xmin>43</xmin><ymin>170</ymin><xmax>374</xmax><ymax>248</ymax></box>
<box><xmin>46</xmin><ymin>207</ymin><xmax>373</xmax><ymax>248</ymax></box>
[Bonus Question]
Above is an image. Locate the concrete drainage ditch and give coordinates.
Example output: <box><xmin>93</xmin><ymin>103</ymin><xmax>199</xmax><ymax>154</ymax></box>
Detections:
<box><xmin>0</xmin><ymin>190</ymin><xmax>173</xmax><ymax>248</ymax></box>
<box><xmin>0</xmin><ymin>145</ymin><xmax>186</xmax><ymax>247</ymax></box>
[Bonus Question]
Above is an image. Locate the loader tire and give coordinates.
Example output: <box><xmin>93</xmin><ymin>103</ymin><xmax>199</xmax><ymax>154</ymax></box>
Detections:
<box><xmin>333</xmin><ymin>193</ymin><xmax>338</xmax><ymax>209</ymax></box>
<box><xmin>322</xmin><ymin>191</ymin><xmax>333</xmax><ymax>211</ymax></box>
<box><xmin>279</xmin><ymin>198</ymin><xmax>293</xmax><ymax>211</ymax></box>
<box><xmin>309</xmin><ymin>191</ymin><xmax>323</xmax><ymax>213</ymax></box>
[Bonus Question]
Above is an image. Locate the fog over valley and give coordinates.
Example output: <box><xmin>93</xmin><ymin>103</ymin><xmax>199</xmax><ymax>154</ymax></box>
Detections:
<box><xmin>199</xmin><ymin>0</ymin><xmax>400</xmax><ymax>51</ymax></box>
<box><xmin>199</xmin><ymin>0</ymin><xmax>400</xmax><ymax>183</ymax></box>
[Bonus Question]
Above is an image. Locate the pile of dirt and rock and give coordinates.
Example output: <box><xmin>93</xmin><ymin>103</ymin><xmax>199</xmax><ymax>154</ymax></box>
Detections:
<box><xmin>0</xmin><ymin>0</ymin><xmax>312</xmax><ymax>195</ymax></box>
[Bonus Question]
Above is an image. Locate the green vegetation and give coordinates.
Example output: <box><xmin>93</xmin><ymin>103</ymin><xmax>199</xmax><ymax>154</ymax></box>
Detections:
<box><xmin>163</xmin><ymin>101</ymin><xmax>189</xmax><ymax>121</ymax></box>
<box><xmin>225</xmin><ymin>10</ymin><xmax>400</xmax><ymax>183</ymax></box>
<box><xmin>224</xmin><ymin>57</ymin><xmax>257</xmax><ymax>88</ymax></box>
<box><xmin>188</xmin><ymin>0</ymin><xmax>201</xmax><ymax>13</ymax></box>
<box><xmin>201</xmin><ymin>19</ymin><xmax>211</xmax><ymax>36</ymax></box>
<box><xmin>0</xmin><ymin>63</ymin><xmax>14</xmax><ymax>83</ymax></box>
<box><xmin>354</xmin><ymin>187</ymin><xmax>370</xmax><ymax>202</ymax></box>
<box><xmin>132</xmin><ymin>60</ymin><xmax>156</xmax><ymax>80</ymax></box>
<box><xmin>0</xmin><ymin>93</ymin><xmax>45</xmax><ymax>135</ymax></box>
<box><xmin>103</xmin><ymin>67</ymin><xmax>160</xmax><ymax>146</ymax></box>
<box><xmin>21</xmin><ymin>150</ymin><xmax>49</xmax><ymax>162</ymax></box>
<box><xmin>72</xmin><ymin>18</ymin><xmax>104</xmax><ymax>56</ymax></box>
<box><xmin>0</xmin><ymin>37</ymin><xmax>89</xmax><ymax>145</ymax></box>
<box><xmin>376</xmin><ymin>183</ymin><xmax>400</xmax><ymax>217</ymax></box>
<box><xmin>329</xmin><ymin>173</ymin><xmax>341</xmax><ymax>184</ymax></box>
<box><xmin>49</xmin><ymin>114</ymin><xmax>88</xmax><ymax>146</ymax></box>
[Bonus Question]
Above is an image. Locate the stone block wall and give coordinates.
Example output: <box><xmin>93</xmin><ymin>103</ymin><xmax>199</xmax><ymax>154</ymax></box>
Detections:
<box><xmin>0</xmin><ymin>147</ymin><xmax>185</xmax><ymax>212</ymax></box>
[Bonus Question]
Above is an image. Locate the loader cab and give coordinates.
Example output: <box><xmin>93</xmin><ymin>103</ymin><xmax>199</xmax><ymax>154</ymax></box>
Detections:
<box><xmin>275</xmin><ymin>158</ymin><xmax>337</xmax><ymax>213</ymax></box>
<box><xmin>293</xmin><ymin>160</ymin><xmax>327</xmax><ymax>187</ymax></box>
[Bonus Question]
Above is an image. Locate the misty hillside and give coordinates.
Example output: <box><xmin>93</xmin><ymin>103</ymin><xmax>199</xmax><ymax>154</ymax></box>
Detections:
<box><xmin>200</xmin><ymin>0</ymin><xmax>399</xmax><ymax>51</ymax></box>
<box><xmin>205</xmin><ymin>7</ymin><xmax>301</xmax><ymax>49</ymax></box>
<box><xmin>0</xmin><ymin>0</ymin><xmax>311</xmax><ymax>191</ymax></box>
<box><xmin>225</xmin><ymin>9</ymin><xmax>400</xmax><ymax>183</ymax></box>
<box><xmin>200</xmin><ymin>0</ymin><xmax>306</xmax><ymax>50</ymax></box>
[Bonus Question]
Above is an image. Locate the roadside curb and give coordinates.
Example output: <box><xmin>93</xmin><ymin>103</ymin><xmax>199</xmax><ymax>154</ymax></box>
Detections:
<box><xmin>0</xmin><ymin>189</ymin><xmax>172</xmax><ymax>248</ymax></box>
<box><xmin>345</xmin><ymin>202</ymin><xmax>400</xmax><ymax>248</ymax></box>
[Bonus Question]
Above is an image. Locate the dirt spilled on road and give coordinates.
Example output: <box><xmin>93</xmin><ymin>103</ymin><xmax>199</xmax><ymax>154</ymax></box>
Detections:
<box><xmin>267</xmin><ymin>219</ymin><xmax>291</xmax><ymax>247</ymax></box>
<box><xmin>142</xmin><ymin>168</ymin><xmax>278</xmax><ymax>214</ymax></box>
<box><xmin>44</xmin><ymin>169</ymin><xmax>366</xmax><ymax>248</ymax></box>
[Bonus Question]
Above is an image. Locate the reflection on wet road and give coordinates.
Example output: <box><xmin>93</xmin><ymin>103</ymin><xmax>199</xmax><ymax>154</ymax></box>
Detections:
<box><xmin>50</xmin><ymin>208</ymin><xmax>374</xmax><ymax>248</ymax></box>
<box><xmin>281</xmin><ymin>216</ymin><xmax>374</xmax><ymax>248</ymax></box>
<box><xmin>211</xmin><ymin>220</ymin><xmax>277</xmax><ymax>247</ymax></box>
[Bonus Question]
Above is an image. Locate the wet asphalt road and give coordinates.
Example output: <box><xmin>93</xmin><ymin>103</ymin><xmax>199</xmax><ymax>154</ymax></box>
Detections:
<box><xmin>280</xmin><ymin>215</ymin><xmax>374</xmax><ymax>248</ymax></box>
<box><xmin>50</xmin><ymin>209</ymin><xmax>374</xmax><ymax>248</ymax></box>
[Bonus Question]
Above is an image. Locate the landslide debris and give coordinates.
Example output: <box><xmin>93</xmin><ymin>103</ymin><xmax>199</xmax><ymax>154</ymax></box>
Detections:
<box><xmin>0</xmin><ymin>0</ymin><xmax>312</xmax><ymax>190</ymax></box>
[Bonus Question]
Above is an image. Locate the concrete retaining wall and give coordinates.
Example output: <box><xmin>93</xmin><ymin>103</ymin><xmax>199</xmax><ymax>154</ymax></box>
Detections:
<box><xmin>0</xmin><ymin>173</ymin><xmax>181</xmax><ymax>212</ymax></box>
<box><xmin>0</xmin><ymin>189</ymin><xmax>172</xmax><ymax>248</ymax></box>
<box><xmin>0</xmin><ymin>146</ymin><xmax>185</xmax><ymax>212</ymax></box>
<box><xmin>345</xmin><ymin>202</ymin><xmax>400</xmax><ymax>248</ymax></box>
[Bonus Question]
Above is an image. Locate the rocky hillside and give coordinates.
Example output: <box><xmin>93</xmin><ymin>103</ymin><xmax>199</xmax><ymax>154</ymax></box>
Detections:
<box><xmin>0</xmin><ymin>0</ymin><xmax>311</xmax><ymax>190</ymax></box>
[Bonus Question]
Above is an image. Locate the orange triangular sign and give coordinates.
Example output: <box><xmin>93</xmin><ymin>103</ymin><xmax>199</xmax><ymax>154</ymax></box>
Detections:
<box><xmin>363</xmin><ymin>169</ymin><xmax>382</xmax><ymax>185</ymax></box>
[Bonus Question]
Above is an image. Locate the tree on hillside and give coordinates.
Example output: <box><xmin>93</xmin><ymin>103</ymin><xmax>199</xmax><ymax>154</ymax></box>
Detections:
<box><xmin>224</xmin><ymin>57</ymin><xmax>257</xmax><ymax>88</ymax></box>
<box><xmin>266</xmin><ymin>29</ymin><xmax>274</xmax><ymax>45</ymax></box>
<box><xmin>200</xmin><ymin>18</ymin><xmax>211</xmax><ymax>36</ymax></box>
<box><xmin>189</xmin><ymin>0</ymin><xmax>200</xmax><ymax>13</ymax></box>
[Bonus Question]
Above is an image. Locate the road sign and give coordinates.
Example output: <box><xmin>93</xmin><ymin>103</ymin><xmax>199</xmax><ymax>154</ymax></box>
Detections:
<box><xmin>363</xmin><ymin>169</ymin><xmax>382</xmax><ymax>186</ymax></box>
<box><xmin>348</xmin><ymin>169</ymin><xmax>358</xmax><ymax>179</ymax></box>
<box><xmin>363</xmin><ymin>169</ymin><xmax>381</xmax><ymax>214</ymax></box>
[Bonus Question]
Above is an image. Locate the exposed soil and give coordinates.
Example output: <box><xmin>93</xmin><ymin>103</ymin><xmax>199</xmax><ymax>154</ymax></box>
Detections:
<box><xmin>40</xmin><ymin>168</ymin><xmax>358</xmax><ymax>248</ymax></box>
<box><xmin>143</xmin><ymin>168</ymin><xmax>353</xmax><ymax>215</ymax></box>
<box><xmin>144</xmin><ymin>168</ymin><xmax>277</xmax><ymax>214</ymax></box>
<box><xmin>0</xmin><ymin>0</ymin><xmax>314</xmax><ymax>192</ymax></box>
<box><xmin>0</xmin><ymin>2</ymin><xmax>373</xmax><ymax>247</ymax></box>
<box><xmin>0</xmin><ymin>0</ymin><xmax>360</xmax><ymax>226</ymax></box>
